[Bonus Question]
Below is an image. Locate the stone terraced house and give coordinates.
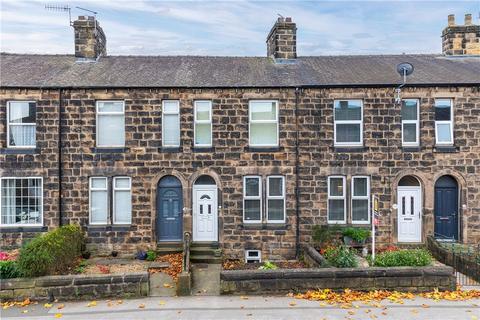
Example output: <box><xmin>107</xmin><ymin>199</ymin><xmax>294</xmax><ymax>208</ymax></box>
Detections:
<box><xmin>0</xmin><ymin>14</ymin><xmax>479</xmax><ymax>261</ymax></box>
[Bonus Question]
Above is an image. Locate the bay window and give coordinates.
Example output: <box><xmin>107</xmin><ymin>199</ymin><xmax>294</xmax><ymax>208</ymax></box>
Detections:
<box><xmin>435</xmin><ymin>99</ymin><xmax>454</xmax><ymax>145</ymax></box>
<box><xmin>194</xmin><ymin>101</ymin><xmax>212</xmax><ymax>147</ymax></box>
<box><xmin>249</xmin><ymin>100</ymin><xmax>278</xmax><ymax>147</ymax></box>
<box><xmin>0</xmin><ymin>177</ymin><xmax>43</xmax><ymax>226</ymax></box>
<box><xmin>7</xmin><ymin>101</ymin><xmax>36</xmax><ymax>148</ymax></box>
<box><xmin>96</xmin><ymin>101</ymin><xmax>125</xmax><ymax>147</ymax></box>
<box><xmin>334</xmin><ymin>100</ymin><xmax>363</xmax><ymax>146</ymax></box>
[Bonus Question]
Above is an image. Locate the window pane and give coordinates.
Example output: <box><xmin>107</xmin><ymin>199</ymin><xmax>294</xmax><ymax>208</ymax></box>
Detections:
<box><xmin>336</xmin><ymin>123</ymin><xmax>360</xmax><ymax>143</ymax></box>
<box><xmin>435</xmin><ymin>100</ymin><xmax>451</xmax><ymax>121</ymax></box>
<box><xmin>115</xmin><ymin>190</ymin><xmax>131</xmax><ymax>224</ymax></box>
<box><xmin>1</xmin><ymin>178</ymin><xmax>42</xmax><ymax>225</ymax></box>
<box><xmin>353</xmin><ymin>178</ymin><xmax>367</xmax><ymax>197</ymax></box>
<box><xmin>115</xmin><ymin>178</ymin><xmax>130</xmax><ymax>188</ymax></box>
<box><xmin>163</xmin><ymin>114</ymin><xmax>180</xmax><ymax>146</ymax></box>
<box><xmin>9</xmin><ymin>125</ymin><xmax>36</xmax><ymax>147</ymax></box>
<box><xmin>195</xmin><ymin>123</ymin><xmax>211</xmax><ymax>145</ymax></box>
<box><xmin>244</xmin><ymin>199</ymin><xmax>261</xmax><ymax>221</ymax></box>
<box><xmin>268</xmin><ymin>177</ymin><xmax>283</xmax><ymax>196</ymax></box>
<box><xmin>268</xmin><ymin>199</ymin><xmax>284</xmax><ymax>221</ymax></box>
<box><xmin>195</xmin><ymin>102</ymin><xmax>211</xmax><ymax>120</ymax></box>
<box><xmin>97</xmin><ymin>115</ymin><xmax>125</xmax><ymax>146</ymax></box>
<box><xmin>334</xmin><ymin>100</ymin><xmax>362</xmax><ymax>121</ymax></box>
<box><xmin>437</xmin><ymin>123</ymin><xmax>452</xmax><ymax>143</ymax></box>
<box><xmin>250</xmin><ymin>123</ymin><xmax>277</xmax><ymax>145</ymax></box>
<box><xmin>9</xmin><ymin>102</ymin><xmax>36</xmax><ymax>123</ymax></box>
<box><xmin>403</xmin><ymin>123</ymin><xmax>417</xmax><ymax>143</ymax></box>
<box><xmin>91</xmin><ymin>178</ymin><xmax>107</xmax><ymax>189</ymax></box>
<box><xmin>163</xmin><ymin>101</ymin><xmax>179</xmax><ymax>113</ymax></box>
<box><xmin>250</xmin><ymin>102</ymin><xmax>276</xmax><ymax>120</ymax></box>
<box><xmin>91</xmin><ymin>190</ymin><xmax>108</xmax><ymax>223</ymax></box>
<box><xmin>329</xmin><ymin>178</ymin><xmax>344</xmax><ymax>196</ymax></box>
<box><xmin>401</xmin><ymin>100</ymin><xmax>417</xmax><ymax>120</ymax></box>
<box><xmin>352</xmin><ymin>199</ymin><xmax>369</xmax><ymax>222</ymax></box>
<box><xmin>245</xmin><ymin>178</ymin><xmax>259</xmax><ymax>196</ymax></box>
<box><xmin>97</xmin><ymin>101</ymin><xmax>123</xmax><ymax>113</ymax></box>
<box><xmin>328</xmin><ymin>199</ymin><xmax>345</xmax><ymax>221</ymax></box>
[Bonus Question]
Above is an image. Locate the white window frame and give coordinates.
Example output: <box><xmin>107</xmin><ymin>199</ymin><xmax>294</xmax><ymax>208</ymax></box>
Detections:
<box><xmin>96</xmin><ymin>100</ymin><xmax>125</xmax><ymax>148</ymax></box>
<box><xmin>248</xmin><ymin>100</ymin><xmax>279</xmax><ymax>147</ymax></box>
<box><xmin>401</xmin><ymin>99</ymin><xmax>420</xmax><ymax>147</ymax></box>
<box><xmin>89</xmin><ymin>177</ymin><xmax>108</xmax><ymax>225</ymax></box>
<box><xmin>0</xmin><ymin>177</ymin><xmax>43</xmax><ymax>227</ymax></box>
<box><xmin>266</xmin><ymin>175</ymin><xmax>286</xmax><ymax>223</ymax></box>
<box><xmin>6</xmin><ymin>101</ymin><xmax>36</xmax><ymax>149</ymax></box>
<box><xmin>434</xmin><ymin>99</ymin><xmax>454</xmax><ymax>146</ymax></box>
<box><xmin>243</xmin><ymin>176</ymin><xmax>262</xmax><ymax>223</ymax></box>
<box><xmin>333</xmin><ymin>100</ymin><xmax>363</xmax><ymax>147</ymax></box>
<box><xmin>351</xmin><ymin>176</ymin><xmax>371</xmax><ymax>225</ymax></box>
<box><xmin>245</xmin><ymin>250</ymin><xmax>262</xmax><ymax>263</ymax></box>
<box><xmin>113</xmin><ymin>177</ymin><xmax>132</xmax><ymax>225</ymax></box>
<box><xmin>162</xmin><ymin>100</ymin><xmax>181</xmax><ymax>147</ymax></box>
<box><xmin>327</xmin><ymin>176</ymin><xmax>346</xmax><ymax>224</ymax></box>
<box><xmin>194</xmin><ymin>100</ymin><xmax>212</xmax><ymax>147</ymax></box>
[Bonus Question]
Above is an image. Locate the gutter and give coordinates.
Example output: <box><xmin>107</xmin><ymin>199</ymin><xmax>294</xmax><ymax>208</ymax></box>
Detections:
<box><xmin>294</xmin><ymin>87</ymin><xmax>301</xmax><ymax>258</ymax></box>
<box><xmin>58</xmin><ymin>89</ymin><xmax>63</xmax><ymax>226</ymax></box>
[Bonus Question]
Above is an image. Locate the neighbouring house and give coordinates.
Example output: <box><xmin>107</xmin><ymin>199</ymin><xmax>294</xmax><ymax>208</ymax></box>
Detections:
<box><xmin>0</xmin><ymin>14</ymin><xmax>479</xmax><ymax>261</ymax></box>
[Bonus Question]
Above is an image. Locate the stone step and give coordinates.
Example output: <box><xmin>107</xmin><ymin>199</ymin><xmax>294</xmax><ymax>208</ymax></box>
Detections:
<box><xmin>191</xmin><ymin>242</ymin><xmax>219</xmax><ymax>249</ymax></box>
<box><xmin>156</xmin><ymin>242</ymin><xmax>183</xmax><ymax>254</ymax></box>
<box><xmin>190</xmin><ymin>254</ymin><xmax>222</xmax><ymax>264</ymax></box>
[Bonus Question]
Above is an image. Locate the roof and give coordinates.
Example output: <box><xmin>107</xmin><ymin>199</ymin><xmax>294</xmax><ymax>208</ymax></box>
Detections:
<box><xmin>1</xmin><ymin>53</ymin><xmax>479</xmax><ymax>88</ymax></box>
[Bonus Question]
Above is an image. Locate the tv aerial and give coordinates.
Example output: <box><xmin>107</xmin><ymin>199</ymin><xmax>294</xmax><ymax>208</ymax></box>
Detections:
<box><xmin>395</xmin><ymin>62</ymin><xmax>414</xmax><ymax>103</ymax></box>
<box><xmin>45</xmin><ymin>4</ymin><xmax>98</xmax><ymax>26</ymax></box>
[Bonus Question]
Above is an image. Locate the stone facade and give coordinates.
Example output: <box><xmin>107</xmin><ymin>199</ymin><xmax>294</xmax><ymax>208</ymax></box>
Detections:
<box><xmin>1</xmin><ymin>85</ymin><xmax>479</xmax><ymax>260</ymax></box>
<box><xmin>442</xmin><ymin>14</ymin><xmax>480</xmax><ymax>55</ymax></box>
<box><xmin>73</xmin><ymin>16</ymin><xmax>107</xmax><ymax>59</ymax></box>
<box><xmin>266</xmin><ymin>17</ymin><xmax>297</xmax><ymax>59</ymax></box>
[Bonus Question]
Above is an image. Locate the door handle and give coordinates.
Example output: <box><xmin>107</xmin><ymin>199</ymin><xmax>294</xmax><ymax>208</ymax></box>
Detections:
<box><xmin>439</xmin><ymin>217</ymin><xmax>449</xmax><ymax>221</ymax></box>
<box><xmin>166</xmin><ymin>217</ymin><xmax>175</xmax><ymax>220</ymax></box>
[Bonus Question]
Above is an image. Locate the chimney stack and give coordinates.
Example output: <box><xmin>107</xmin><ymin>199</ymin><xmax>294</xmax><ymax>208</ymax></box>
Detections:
<box><xmin>442</xmin><ymin>13</ymin><xmax>480</xmax><ymax>55</ymax></box>
<box><xmin>73</xmin><ymin>16</ymin><xmax>107</xmax><ymax>60</ymax></box>
<box><xmin>266</xmin><ymin>17</ymin><xmax>297</xmax><ymax>60</ymax></box>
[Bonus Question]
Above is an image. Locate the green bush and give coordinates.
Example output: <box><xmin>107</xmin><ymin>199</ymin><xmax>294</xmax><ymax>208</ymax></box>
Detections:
<box><xmin>312</xmin><ymin>225</ymin><xmax>343</xmax><ymax>246</ymax></box>
<box><xmin>323</xmin><ymin>246</ymin><xmax>358</xmax><ymax>268</ymax></box>
<box><xmin>259</xmin><ymin>261</ymin><xmax>278</xmax><ymax>270</ymax></box>
<box><xmin>0</xmin><ymin>260</ymin><xmax>20</xmax><ymax>279</ymax></box>
<box><xmin>372</xmin><ymin>249</ymin><xmax>432</xmax><ymax>267</ymax></box>
<box><xmin>146</xmin><ymin>250</ymin><xmax>157</xmax><ymax>262</ymax></box>
<box><xmin>342</xmin><ymin>227</ymin><xmax>371</xmax><ymax>243</ymax></box>
<box><xmin>17</xmin><ymin>224</ymin><xmax>84</xmax><ymax>277</ymax></box>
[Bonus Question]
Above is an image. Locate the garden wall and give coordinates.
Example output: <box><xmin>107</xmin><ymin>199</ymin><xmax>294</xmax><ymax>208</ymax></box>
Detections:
<box><xmin>0</xmin><ymin>272</ymin><xmax>149</xmax><ymax>301</ymax></box>
<box><xmin>220</xmin><ymin>266</ymin><xmax>456</xmax><ymax>295</ymax></box>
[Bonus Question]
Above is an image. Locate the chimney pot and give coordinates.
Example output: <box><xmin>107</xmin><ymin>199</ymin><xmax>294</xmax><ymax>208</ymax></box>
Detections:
<box><xmin>465</xmin><ymin>13</ymin><xmax>472</xmax><ymax>25</ymax></box>
<box><xmin>448</xmin><ymin>14</ymin><xmax>455</xmax><ymax>26</ymax></box>
<box><xmin>285</xmin><ymin>17</ymin><xmax>292</xmax><ymax>22</ymax></box>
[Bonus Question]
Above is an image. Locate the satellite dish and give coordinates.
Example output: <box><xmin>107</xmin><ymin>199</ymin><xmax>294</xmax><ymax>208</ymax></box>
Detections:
<box><xmin>396</xmin><ymin>62</ymin><xmax>414</xmax><ymax>77</ymax></box>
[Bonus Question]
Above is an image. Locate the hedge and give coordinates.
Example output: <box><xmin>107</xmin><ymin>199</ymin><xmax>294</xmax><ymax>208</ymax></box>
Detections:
<box><xmin>16</xmin><ymin>224</ymin><xmax>84</xmax><ymax>277</ymax></box>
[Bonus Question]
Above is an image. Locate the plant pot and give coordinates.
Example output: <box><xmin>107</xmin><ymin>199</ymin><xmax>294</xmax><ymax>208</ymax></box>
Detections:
<box><xmin>81</xmin><ymin>251</ymin><xmax>91</xmax><ymax>259</ymax></box>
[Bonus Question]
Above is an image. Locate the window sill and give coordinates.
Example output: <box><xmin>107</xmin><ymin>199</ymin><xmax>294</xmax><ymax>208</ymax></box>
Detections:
<box><xmin>192</xmin><ymin>146</ymin><xmax>215</xmax><ymax>153</ymax></box>
<box><xmin>240</xmin><ymin>223</ymin><xmax>289</xmax><ymax>230</ymax></box>
<box><xmin>402</xmin><ymin>146</ymin><xmax>421</xmax><ymax>152</ymax></box>
<box><xmin>0</xmin><ymin>226</ymin><xmax>47</xmax><ymax>233</ymax></box>
<box><xmin>434</xmin><ymin>146</ymin><xmax>458</xmax><ymax>153</ymax></box>
<box><xmin>87</xmin><ymin>225</ymin><xmax>132</xmax><ymax>232</ymax></box>
<box><xmin>0</xmin><ymin>148</ymin><xmax>39</xmax><ymax>155</ymax></box>
<box><xmin>93</xmin><ymin>147</ymin><xmax>128</xmax><ymax>153</ymax></box>
<box><xmin>158</xmin><ymin>146</ymin><xmax>182</xmax><ymax>153</ymax></box>
<box><xmin>333</xmin><ymin>146</ymin><xmax>366</xmax><ymax>153</ymax></box>
<box><xmin>244</xmin><ymin>146</ymin><xmax>281</xmax><ymax>152</ymax></box>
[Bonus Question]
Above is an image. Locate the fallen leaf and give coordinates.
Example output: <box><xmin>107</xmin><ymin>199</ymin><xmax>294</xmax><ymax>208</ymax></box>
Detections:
<box><xmin>240</xmin><ymin>296</ymin><xmax>249</xmax><ymax>300</ymax></box>
<box><xmin>57</xmin><ymin>304</ymin><xmax>65</xmax><ymax>310</ymax></box>
<box><xmin>22</xmin><ymin>310</ymin><xmax>28</xmax><ymax>313</ymax></box>
<box><xmin>54</xmin><ymin>314</ymin><xmax>63</xmax><ymax>318</ymax></box>
<box><xmin>421</xmin><ymin>304</ymin><xmax>430</xmax><ymax>308</ymax></box>
<box><xmin>138</xmin><ymin>304</ymin><xmax>145</xmax><ymax>309</ymax></box>
<box><xmin>44</xmin><ymin>303</ymin><xmax>53</xmax><ymax>308</ymax></box>
<box><xmin>87</xmin><ymin>301</ymin><xmax>97</xmax><ymax>307</ymax></box>
<box><xmin>289</xmin><ymin>301</ymin><xmax>296</xmax><ymax>307</ymax></box>
<box><xmin>163</xmin><ymin>283</ymin><xmax>172</xmax><ymax>288</ymax></box>
<box><xmin>159</xmin><ymin>300</ymin><xmax>166</xmax><ymax>305</ymax></box>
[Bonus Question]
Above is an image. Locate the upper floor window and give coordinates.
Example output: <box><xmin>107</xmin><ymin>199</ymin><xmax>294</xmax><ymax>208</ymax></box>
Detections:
<box><xmin>351</xmin><ymin>176</ymin><xmax>370</xmax><ymax>224</ymax></box>
<box><xmin>194</xmin><ymin>101</ymin><xmax>212</xmax><ymax>147</ymax></box>
<box><xmin>96</xmin><ymin>101</ymin><xmax>125</xmax><ymax>147</ymax></box>
<box><xmin>334</xmin><ymin>100</ymin><xmax>363</xmax><ymax>147</ymax></box>
<box><xmin>435</xmin><ymin>99</ymin><xmax>454</xmax><ymax>145</ymax></box>
<box><xmin>249</xmin><ymin>101</ymin><xmax>278</xmax><ymax>147</ymax></box>
<box><xmin>243</xmin><ymin>176</ymin><xmax>262</xmax><ymax>223</ymax></box>
<box><xmin>401</xmin><ymin>99</ymin><xmax>419</xmax><ymax>146</ymax></box>
<box><xmin>162</xmin><ymin>100</ymin><xmax>180</xmax><ymax>147</ymax></box>
<box><xmin>266</xmin><ymin>176</ymin><xmax>285</xmax><ymax>223</ymax></box>
<box><xmin>0</xmin><ymin>177</ymin><xmax>43</xmax><ymax>226</ymax></box>
<box><xmin>7</xmin><ymin>101</ymin><xmax>36</xmax><ymax>148</ymax></box>
<box><xmin>327</xmin><ymin>176</ymin><xmax>346</xmax><ymax>223</ymax></box>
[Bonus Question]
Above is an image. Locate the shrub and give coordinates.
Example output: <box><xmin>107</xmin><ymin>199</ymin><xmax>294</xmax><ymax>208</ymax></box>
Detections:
<box><xmin>312</xmin><ymin>225</ymin><xmax>343</xmax><ymax>246</ymax></box>
<box><xmin>16</xmin><ymin>224</ymin><xmax>84</xmax><ymax>277</ymax></box>
<box><xmin>323</xmin><ymin>246</ymin><xmax>358</xmax><ymax>268</ymax></box>
<box><xmin>342</xmin><ymin>227</ymin><xmax>371</xmax><ymax>243</ymax></box>
<box><xmin>259</xmin><ymin>261</ymin><xmax>278</xmax><ymax>270</ymax></box>
<box><xmin>0</xmin><ymin>261</ymin><xmax>20</xmax><ymax>279</ymax></box>
<box><xmin>146</xmin><ymin>250</ymin><xmax>157</xmax><ymax>262</ymax></box>
<box><xmin>372</xmin><ymin>249</ymin><xmax>432</xmax><ymax>267</ymax></box>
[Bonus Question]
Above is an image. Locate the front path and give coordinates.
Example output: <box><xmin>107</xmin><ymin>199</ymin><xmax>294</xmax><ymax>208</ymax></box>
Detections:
<box><xmin>2</xmin><ymin>296</ymin><xmax>479</xmax><ymax>320</ymax></box>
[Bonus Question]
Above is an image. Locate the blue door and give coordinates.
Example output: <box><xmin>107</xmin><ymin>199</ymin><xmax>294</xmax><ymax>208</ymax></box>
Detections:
<box><xmin>434</xmin><ymin>176</ymin><xmax>458</xmax><ymax>240</ymax></box>
<box><xmin>157</xmin><ymin>176</ymin><xmax>183</xmax><ymax>242</ymax></box>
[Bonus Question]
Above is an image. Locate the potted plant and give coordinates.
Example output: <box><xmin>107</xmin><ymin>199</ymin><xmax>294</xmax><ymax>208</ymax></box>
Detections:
<box><xmin>342</xmin><ymin>227</ymin><xmax>371</xmax><ymax>246</ymax></box>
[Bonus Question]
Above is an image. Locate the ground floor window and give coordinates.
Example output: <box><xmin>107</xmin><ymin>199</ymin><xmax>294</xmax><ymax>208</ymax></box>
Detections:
<box><xmin>0</xmin><ymin>177</ymin><xmax>43</xmax><ymax>226</ymax></box>
<box><xmin>243</xmin><ymin>175</ymin><xmax>286</xmax><ymax>223</ymax></box>
<box><xmin>89</xmin><ymin>176</ymin><xmax>132</xmax><ymax>225</ymax></box>
<box><xmin>328</xmin><ymin>175</ymin><xmax>370</xmax><ymax>224</ymax></box>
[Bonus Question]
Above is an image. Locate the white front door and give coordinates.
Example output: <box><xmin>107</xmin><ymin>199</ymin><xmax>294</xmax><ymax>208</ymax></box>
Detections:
<box><xmin>193</xmin><ymin>186</ymin><xmax>218</xmax><ymax>242</ymax></box>
<box><xmin>397</xmin><ymin>187</ymin><xmax>422</xmax><ymax>242</ymax></box>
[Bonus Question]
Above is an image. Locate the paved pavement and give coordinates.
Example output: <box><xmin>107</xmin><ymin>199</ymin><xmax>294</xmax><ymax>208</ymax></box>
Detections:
<box><xmin>1</xmin><ymin>296</ymin><xmax>479</xmax><ymax>320</ymax></box>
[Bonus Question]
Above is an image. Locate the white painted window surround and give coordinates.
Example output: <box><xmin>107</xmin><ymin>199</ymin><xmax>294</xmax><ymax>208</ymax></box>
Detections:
<box><xmin>96</xmin><ymin>101</ymin><xmax>125</xmax><ymax>147</ymax></box>
<box><xmin>249</xmin><ymin>100</ymin><xmax>279</xmax><ymax>147</ymax></box>
<box><xmin>7</xmin><ymin>101</ymin><xmax>36</xmax><ymax>148</ymax></box>
<box><xmin>162</xmin><ymin>100</ymin><xmax>181</xmax><ymax>147</ymax></box>
<box><xmin>0</xmin><ymin>177</ymin><xmax>43</xmax><ymax>226</ymax></box>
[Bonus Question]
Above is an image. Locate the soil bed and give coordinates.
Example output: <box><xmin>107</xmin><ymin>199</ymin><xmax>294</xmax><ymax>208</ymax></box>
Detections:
<box><xmin>223</xmin><ymin>259</ymin><xmax>306</xmax><ymax>270</ymax></box>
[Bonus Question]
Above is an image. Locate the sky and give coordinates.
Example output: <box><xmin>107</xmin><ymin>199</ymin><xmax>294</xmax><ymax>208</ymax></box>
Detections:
<box><xmin>0</xmin><ymin>0</ymin><xmax>479</xmax><ymax>56</ymax></box>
